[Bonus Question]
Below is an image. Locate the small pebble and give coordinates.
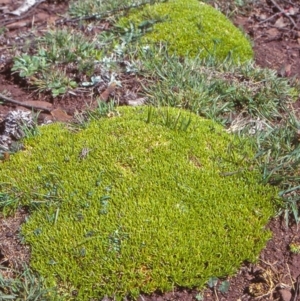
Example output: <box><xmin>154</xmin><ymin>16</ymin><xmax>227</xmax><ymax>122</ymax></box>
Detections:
<box><xmin>278</xmin><ymin>288</ymin><xmax>292</xmax><ymax>301</ymax></box>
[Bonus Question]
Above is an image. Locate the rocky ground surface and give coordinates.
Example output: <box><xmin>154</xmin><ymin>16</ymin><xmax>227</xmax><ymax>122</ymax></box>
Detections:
<box><xmin>1</xmin><ymin>0</ymin><xmax>300</xmax><ymax>300</ymax></box>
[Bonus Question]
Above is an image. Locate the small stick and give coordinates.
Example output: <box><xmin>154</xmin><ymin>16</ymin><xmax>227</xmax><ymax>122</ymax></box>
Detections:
<box><xmin>0</xmin><ymin>92</ymin><xmax>52</xmax><ymax>112</ymax></box>
<box><xmin>291</xmin><ymin>274</ymin><xmax>300</xmax><ymax>301</ymax></box>
<box><xmin>281</xmin><ymin>0</ymin><xmax>300</xmax><ymax>9</ymax></box>
<box><xmin>286</xmin><ymin>262</ymin><xmax>295</xmax><ymax>291</ymax></box>
<box><xmin>259</xmin><ymin>12</ymin><xmax>281</xmax><ymax>24</ymax></box>
<box><xmin>214</xmin><ymin>286</ymin><xmax>219</xmax><ymax>301</ymax></box>
<box><xmin>270</xmin><ymin>0</ymin><xmax>299</xmax><ymax>29</ymax></box>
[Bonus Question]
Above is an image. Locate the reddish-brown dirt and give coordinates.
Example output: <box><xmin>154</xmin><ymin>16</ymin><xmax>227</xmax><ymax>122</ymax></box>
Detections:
<box><xmin>0</xmin><ymin>0</ymin><xmax>145</xmax><ymax>124</ymax></box>
<box><xmin>1</xmin><ymin>1</ymin><xmax>300</xmax><ymax>301</ymax></box>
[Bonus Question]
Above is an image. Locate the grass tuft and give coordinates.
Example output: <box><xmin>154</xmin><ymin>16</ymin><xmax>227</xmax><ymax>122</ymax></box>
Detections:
<box><xmin>0</xmin><ymin>265</ymin><xmax>53</xmax><ymax>300</ymax></box>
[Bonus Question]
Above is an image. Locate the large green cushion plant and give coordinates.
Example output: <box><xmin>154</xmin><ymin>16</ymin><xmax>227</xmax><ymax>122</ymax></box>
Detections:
<box><xmin>0</xmin><ymin>107</ymin><xmax>275</xmax><ymax>300</ymax></box>
<box><xmin>118</xmin><ymin>0</ymin><xmax>253</xmax><ymax>62</ymax></box>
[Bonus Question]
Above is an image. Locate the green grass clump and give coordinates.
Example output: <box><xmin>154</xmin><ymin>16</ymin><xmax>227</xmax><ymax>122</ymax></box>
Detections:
<box><xmin>0</xmin><ymin>107</ymin><xmax>276</xmax><ymax>300</ymax></box>
<box><xmin>68</xmin><ymin>0</ymin><xmax>144</xmax><ymax>18</ymax></box>
<box><xmin>11</xmin><ymin>29</ymin><xmax>103</xmax><ymax>97</ymax></box>
<box><xmin>118</xmin><ymin>0</ymin><xmax>253</xmax><ymax>62</ymax></box>
<box><xmin>136</xmin><ymin>45</ymin><xmax>297</xmax><ymax>123</ymax></box>
<box><xmin>0</xmin><ymin>265</ymin><xmax>53</xmax><ymax>300</ymax></box>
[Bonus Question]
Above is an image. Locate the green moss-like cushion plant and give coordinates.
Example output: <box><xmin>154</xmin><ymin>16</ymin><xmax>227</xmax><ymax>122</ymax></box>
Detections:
<box><xmin>118</xmin><ymin>0</ymin><xmax>253</xmax><ymax>62</ymax></box>
<box><xmin>0</xmin><ymin>107</ymin><xmax>275</xmax><ymax>300</ymax></box>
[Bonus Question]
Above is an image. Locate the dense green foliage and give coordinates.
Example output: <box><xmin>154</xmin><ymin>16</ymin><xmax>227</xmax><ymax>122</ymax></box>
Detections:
<box><xmin>0</xmin><ymin>107</ymin><xmax>276</xmax><ymax>300</ymax></box>
<box><xmin>118</xmin><ymin>0</ymin><xmax>253</xmax><ymax>61</ymax></box>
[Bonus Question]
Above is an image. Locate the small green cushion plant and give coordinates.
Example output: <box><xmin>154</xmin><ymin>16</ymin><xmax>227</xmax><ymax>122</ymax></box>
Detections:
<box><xmin>118</xmin><ymin>0</ymin><xmax>253</xmax><ymax>62</ymax></box>
<box><xmin>0</xmin><ymin>107</ymin><xmax>275</xmax><ymax>300</ymax></box>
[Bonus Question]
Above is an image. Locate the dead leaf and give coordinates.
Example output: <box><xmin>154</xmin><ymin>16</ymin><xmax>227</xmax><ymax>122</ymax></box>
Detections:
<box><xmin>259</xmin><ymin>13</ymin><xmax>267</xmax><ymax>21</ymax></box>
<box><xmin>50</xmin><ymin>108</ymin><xmax>73</xmax><ymax>122</ymax></box>
<box><xmin>277</xmin><ymin>63</ymin><xmax>292</xmax><ymax>77</ymax></box>
<box><xmin>6</xmin><ymin>21</ymin><xmax>29</xmax><ymax>29</ymax></box>
<box><xmin>274</xmin><ymin>17</ymin><xmax>286</xmax><ymax>28</ymax></box>
<box><xmin>285</xmin><ymin>64</ymin><xmax>292</xmax><ymax>77</ymax></box>
<box><xmin>100</xmin><ymin>82</ymin><xmax>117</xmax><ymax>102</ymax></box>
<box><xmin>266</xmin><ymin>28</ymin><xmax>278</xmax><ymax>38</ymax></box>
<box><xmin>285</xmin><ymin>6</ymin><xmax>298</xmax><ymax>16</ymax></box>
<box><xmin>10</xmin><ymin>0</ymin><xmax>38</xmax><ymax>16</ymax></box>
<box><xmin>3</xmin><ymin>152</ymin><xmax>10</xmax><ymax>161</ymax></box>
<box><xmin>46</xmin><ymin>16</ymin><xmax>58</xmax><ymax>25</ymax></box>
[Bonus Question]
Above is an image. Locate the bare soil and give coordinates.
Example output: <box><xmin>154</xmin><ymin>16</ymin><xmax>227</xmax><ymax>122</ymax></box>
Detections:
<box><xmin>1</xmin><ymin>1</ymin><xmax>300</xmax><ymax>301</ymax></box>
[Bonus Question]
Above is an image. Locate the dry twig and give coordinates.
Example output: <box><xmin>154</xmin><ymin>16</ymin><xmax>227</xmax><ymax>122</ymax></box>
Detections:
<box><xmin>291</xmin><ymin>274</ymin><xmax>300</xmax><ymax>301</ymax></box>
<box><xmin>259</xmin><ymin>11</ymin><xmax>281</xmax><ymax>24</ymax></box>
<box><xmin>270</xmin><ymin>0</ymin><xmax>299</xmax><ymax>29</ymax></box>
<box><xmin>0</xmin><ymin>93</ymin><xmax>51</xmax><ymax>112</ymax></box>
